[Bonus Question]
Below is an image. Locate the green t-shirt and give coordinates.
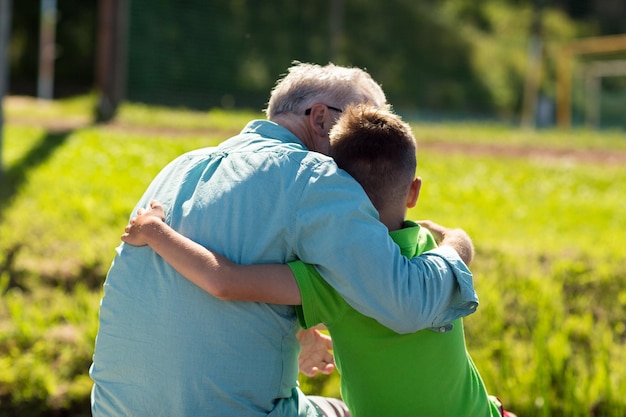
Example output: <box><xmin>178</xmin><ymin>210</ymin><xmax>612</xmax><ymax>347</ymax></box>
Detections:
<box><xmin>289</xmin><ymin>220</ymin><xmax>501</xmax><ymax>417</ymax></box>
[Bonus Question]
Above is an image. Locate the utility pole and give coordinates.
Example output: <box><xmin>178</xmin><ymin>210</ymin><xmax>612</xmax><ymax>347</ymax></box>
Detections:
<box><xmin>38</xmin><ymin>0</ymin><xmax>57</xmax><ymax>100</ymax></box>
<box><xmin>520</xmin><ymin>0</ymin><xmax>543</xmax><ymax>129</ymax></box>
<box><xmin>0</xmin><ymin>0</ymin><xmax>13</xmax><ymax>179</ymax></box>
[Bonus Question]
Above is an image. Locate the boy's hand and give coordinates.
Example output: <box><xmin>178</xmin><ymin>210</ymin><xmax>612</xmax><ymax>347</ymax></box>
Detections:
<box><xmin>417</xmin><ymin>220</ymin><xmax>474</xmax><ymax>266</ymax></box>
<box><xmin>121</xmin><ymin>200</ymin><xmax>166</xmax><ymax>246</ymax></box>
<box><xmin>297</xmin><ymin>327</ymin><xmax>335</xmax><ymax>377</ymax></box>
<box><xmin>416</xmin><ymin>220</ymin><xmax>446</xmax><ymax>243</ymax></box>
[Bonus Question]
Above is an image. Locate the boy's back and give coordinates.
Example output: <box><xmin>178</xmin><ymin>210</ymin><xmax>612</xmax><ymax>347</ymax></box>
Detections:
<box><xmin>290</xmin><ymin>222</ymin><xmax>501</xmax><ymax>417</ymax></box>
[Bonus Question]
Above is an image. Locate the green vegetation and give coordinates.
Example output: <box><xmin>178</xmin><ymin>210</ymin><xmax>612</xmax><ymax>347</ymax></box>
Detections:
<box><xmin>415</xmin><ymin>150</ymin><xmax>626</xmax><ymax>417</ymax></box>
<box><xmin>12</xmin><ymin>0</ymin><xmax>625</xmax><ymax>113</ymax></box>
<box><xmin>1</xmin><ymin>99</ymin><xmax>625</xmax><ymax>416</ymax></box>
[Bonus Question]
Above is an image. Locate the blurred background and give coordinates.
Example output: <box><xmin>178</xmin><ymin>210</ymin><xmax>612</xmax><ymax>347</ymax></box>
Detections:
<box><xmin>1</xmin><ymin>2</ymin><xmax>626</xmax><ymax>417</ymax></box>
<box><xmin>3</xmin><ymin>0</ymin><xmax>626</xmax><ymax>129</ymax></box>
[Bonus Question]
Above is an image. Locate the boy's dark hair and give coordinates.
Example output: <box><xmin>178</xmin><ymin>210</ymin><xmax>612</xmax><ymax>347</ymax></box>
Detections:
<box><xmin>329</xmin><ymin>104</ymin><xmax>417</xmax><ymax>211</ymax></box>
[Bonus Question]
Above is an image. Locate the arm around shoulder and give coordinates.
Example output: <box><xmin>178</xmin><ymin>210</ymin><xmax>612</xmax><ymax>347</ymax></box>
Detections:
<box><xmin>122</xmin><ymin>200</ymin><xmax>302</xmax><ymax>305</ymax></box>
<box><xmin>294</xmin><ymin>170</ymin><xmax>475</xmax><ymax>333</ymax></box>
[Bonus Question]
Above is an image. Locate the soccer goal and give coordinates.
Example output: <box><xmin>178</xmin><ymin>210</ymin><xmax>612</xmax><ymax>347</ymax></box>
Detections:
<box><xmin>556</xmin><ymin>34</ymin><xmax>626</xmax><ymax>129</ymax></box>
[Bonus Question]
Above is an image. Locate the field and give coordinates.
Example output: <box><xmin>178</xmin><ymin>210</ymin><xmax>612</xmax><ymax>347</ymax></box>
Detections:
<box><xmin>1</xmin><ymin>96</ymin><xmax>625</xmax><ymax>416</ymax></box>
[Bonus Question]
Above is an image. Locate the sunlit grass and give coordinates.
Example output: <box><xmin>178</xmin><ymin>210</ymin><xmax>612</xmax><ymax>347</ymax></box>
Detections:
<box><xmin>116</xmin><ymin>102</ymin><xmax>264</xmax><ymax>131</ymax></box>
<box><xmin>0</xmin><ymin>126</ymin><xmax>217</xmax><ymax>278</ymax></box>
<box><xmin>412</xmin><ymin>150</ymin><xmax>626</xmax><ymax>259</ymax></box>
<box><xmin>1</xmin><ymin>97</ymin><xmax>625</xmax><ymax>416</ymax></box>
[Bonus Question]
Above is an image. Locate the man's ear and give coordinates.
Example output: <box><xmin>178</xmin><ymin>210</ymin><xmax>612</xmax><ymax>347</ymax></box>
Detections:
<box><xmin>307</xmin><ymin>103</ymin><xmax>330</xmax><ymax>136</ymax></box>
<box><xmin>406</xmin><ymin>177</ymin><xmax>422</xmax><ymax>208</ymax></box>
<box><xmin>306</xmin><ymin>104</ymin><xmax>331</xmax><ymax>153</ymax></box>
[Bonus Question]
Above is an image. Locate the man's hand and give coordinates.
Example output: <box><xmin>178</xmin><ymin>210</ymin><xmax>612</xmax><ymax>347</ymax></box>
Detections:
<box><xmin>297</xmin><ymin>327</ymin><xmax>335</xmax><ymax>377</ymax></box>
<box><xmin>417</xmin><ymin>220</ymin><xmax>474</xmax><ymax>266</ymax></box>
<box><xmin>121</xmin><ymin>200</ymin><xmax>166</xmax><ymax>246</ymax></box>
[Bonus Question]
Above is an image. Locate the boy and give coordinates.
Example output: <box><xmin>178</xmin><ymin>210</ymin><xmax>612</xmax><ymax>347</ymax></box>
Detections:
<box><xmin>123</xmin><ymin>105</ymin><xmax>513</xmax><ymax>417</ymax></box>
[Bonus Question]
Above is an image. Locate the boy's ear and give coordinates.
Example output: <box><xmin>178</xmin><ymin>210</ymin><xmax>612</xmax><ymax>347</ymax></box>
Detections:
<box><xmin>406</xmin><ymin>177</ymin><xmax>421</xmax><ymax>208</ymax></box>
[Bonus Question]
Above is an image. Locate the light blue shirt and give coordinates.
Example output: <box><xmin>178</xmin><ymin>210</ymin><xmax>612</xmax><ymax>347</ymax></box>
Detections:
<box><xmin>90</xmin><ymin>120</ymin><xmax>478</xmax><ymax>417</ymax></box>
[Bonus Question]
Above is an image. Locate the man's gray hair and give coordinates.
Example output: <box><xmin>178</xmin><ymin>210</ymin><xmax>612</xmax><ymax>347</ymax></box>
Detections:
<box><xmin>265</xmin><ymin>62</ymin><xmax>388</xmax><ymax>120</ymax></box>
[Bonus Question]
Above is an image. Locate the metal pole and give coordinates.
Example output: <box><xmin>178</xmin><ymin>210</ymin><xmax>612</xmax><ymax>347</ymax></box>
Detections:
<box><xmin>584</xmin><ymin>69</ymin><xmax>600</xmax><ymax>128</ymax></box>
<box><xmin>582</xmin><ymin>60</ymin><xmax>626</xmax><ymax>129</ymax></box>
<box><xmin>520</xmin><ymin>0</ymin><xmax>543</xmax><ymax>129</ymax></box>
<box><xmin>556</xmin><ymin>47</ymin><xmax>572</xmax><ymax>128</ymax></box>
<box><xmin>38</xmin><ymin>0</ymin><xmax>57</xmax><ymax>100</ymax></box>
<box><xmin>0</xmin><ymin>0</ymin><xmax>14</xmax><ymax>178</ymax></box>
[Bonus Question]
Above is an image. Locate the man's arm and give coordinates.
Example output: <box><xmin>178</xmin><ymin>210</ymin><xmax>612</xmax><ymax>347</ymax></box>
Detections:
<box><xmin>293</xmin><ymin>165</ymin><xmax>478</xmax><ymax>334</ymax></box>
<box><xmin>122</xmin><ymin>200</ymin><xmax>301</xmax><ymax>305</ymax></box>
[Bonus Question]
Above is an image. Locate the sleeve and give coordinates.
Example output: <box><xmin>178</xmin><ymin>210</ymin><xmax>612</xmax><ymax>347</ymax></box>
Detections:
<box><xmin>289</xmin><ymin>261</ymin><xmax>345</xmax><ymax>330</ymax></box>
<box><xmin>293</xmin><ymin>161</ymin><xmax>478</xmax><ymax>334</ymax></box>
<box><xmin>289</xmin><ymin>261</ymin><xmax>318</xmax><ymax>329</ymax></box>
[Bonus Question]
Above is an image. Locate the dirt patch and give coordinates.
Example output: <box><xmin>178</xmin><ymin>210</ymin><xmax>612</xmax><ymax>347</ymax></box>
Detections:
<box><xmin>420</xmin><ymin>141</ymin><xmax>626</xmax><ymax>166</ymax></box>
<box><xmin>5</xmin><ymin>115</ymin><xmax>91</xmax><ymax>133</ymax></box>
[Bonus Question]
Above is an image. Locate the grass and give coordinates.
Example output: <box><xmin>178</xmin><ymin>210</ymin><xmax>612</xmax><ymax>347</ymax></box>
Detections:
<box><xmin>1</xmin><ymin>96</ymin><xmax>625</xmax><ymax>416</ymax></box>
<box><xmin>415</xmin><ymin>151</ymin><xmax>626</xmax><ymax>259</ymax></box>
<box><xmin>115</xmin><ymin>101</ymin><xmax>262</xmax><ymax>131</ymax></box>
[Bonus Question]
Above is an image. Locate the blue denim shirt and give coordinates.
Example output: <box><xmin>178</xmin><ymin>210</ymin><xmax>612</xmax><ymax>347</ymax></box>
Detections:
<box><xmin>90</xmin><ymin>120</ymin><xmax>478</xmax><ymax>417</ymax></box>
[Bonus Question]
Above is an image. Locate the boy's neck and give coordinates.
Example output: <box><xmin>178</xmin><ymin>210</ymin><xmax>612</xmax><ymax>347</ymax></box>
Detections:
<box><xmin>379</xmin><ymin>208</ymin><xmax>406</xmax><ymax>232</ymax></box>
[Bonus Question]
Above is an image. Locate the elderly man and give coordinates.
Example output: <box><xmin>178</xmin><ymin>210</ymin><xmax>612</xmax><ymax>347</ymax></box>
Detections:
<box><xmin>90</xmin><ymin>62</ymin><xmax>477</xmax><ymax>417</ymax></box>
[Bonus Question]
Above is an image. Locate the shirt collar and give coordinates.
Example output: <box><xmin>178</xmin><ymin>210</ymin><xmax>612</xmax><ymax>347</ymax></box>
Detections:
<box><xmin>241</xmin><ymin>120</ymin><xmax>307</xmax><ymax>149</ymax></box>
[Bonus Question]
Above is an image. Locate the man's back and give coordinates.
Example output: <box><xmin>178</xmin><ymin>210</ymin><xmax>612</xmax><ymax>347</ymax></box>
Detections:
<box><xmin>91</xmin><ymin>121</ymin><xmax>332</xmax><ymax>416</ymax></box>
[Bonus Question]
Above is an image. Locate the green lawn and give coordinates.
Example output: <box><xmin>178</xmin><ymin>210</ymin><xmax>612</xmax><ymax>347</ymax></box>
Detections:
<box><xmin>1</xmin><ymin>97</ymin><xmax>625</xmax><ymax>416</ymax></box>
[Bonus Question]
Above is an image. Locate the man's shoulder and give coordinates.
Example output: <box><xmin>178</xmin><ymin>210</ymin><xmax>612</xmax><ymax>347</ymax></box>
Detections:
<box><xmin>225</xmin><ymin>120</ymin><xmax>335</xmax><ymax>163</ymax></box>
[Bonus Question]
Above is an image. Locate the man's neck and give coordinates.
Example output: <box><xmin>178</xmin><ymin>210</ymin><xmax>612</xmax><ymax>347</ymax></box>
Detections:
<box><xmin>271</xmin><ymin>115</ymin><xmax>316</xmax><ymax>151</ymax></box>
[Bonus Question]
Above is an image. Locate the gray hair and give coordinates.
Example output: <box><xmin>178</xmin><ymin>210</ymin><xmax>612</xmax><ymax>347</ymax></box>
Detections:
<box><xmin>265</xmin><ymin>62</ymin><xmax>388</xmax><ymax>120</ymax></box>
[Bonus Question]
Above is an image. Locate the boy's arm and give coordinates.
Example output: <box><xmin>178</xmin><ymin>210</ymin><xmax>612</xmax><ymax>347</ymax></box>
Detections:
<box><xmin>126</xmin><ymin>201</ymin><xmax>334</xmax><ymax>376</ymax></box>
<box><xmin>122</xmin><ymin>200</ymin><xmax>301</xmax><ymax>305</ymax></box>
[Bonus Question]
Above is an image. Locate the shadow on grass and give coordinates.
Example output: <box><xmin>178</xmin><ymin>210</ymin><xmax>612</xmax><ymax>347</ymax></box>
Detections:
<box><xmin>0</xmin><ymin>128</ymin><xmax>75</xmax><ymax>290</ymax></box>
<box><xmin>0</xmin><ymin>129</ymin><xmax>73</xmax><ymax>220</ymax></box>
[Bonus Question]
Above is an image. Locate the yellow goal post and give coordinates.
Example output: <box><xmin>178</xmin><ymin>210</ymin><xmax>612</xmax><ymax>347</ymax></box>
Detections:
<box><xmin>556</xmin><ymin>34</ymin><xmax>626</xmax><ymax>128</ymax></box>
